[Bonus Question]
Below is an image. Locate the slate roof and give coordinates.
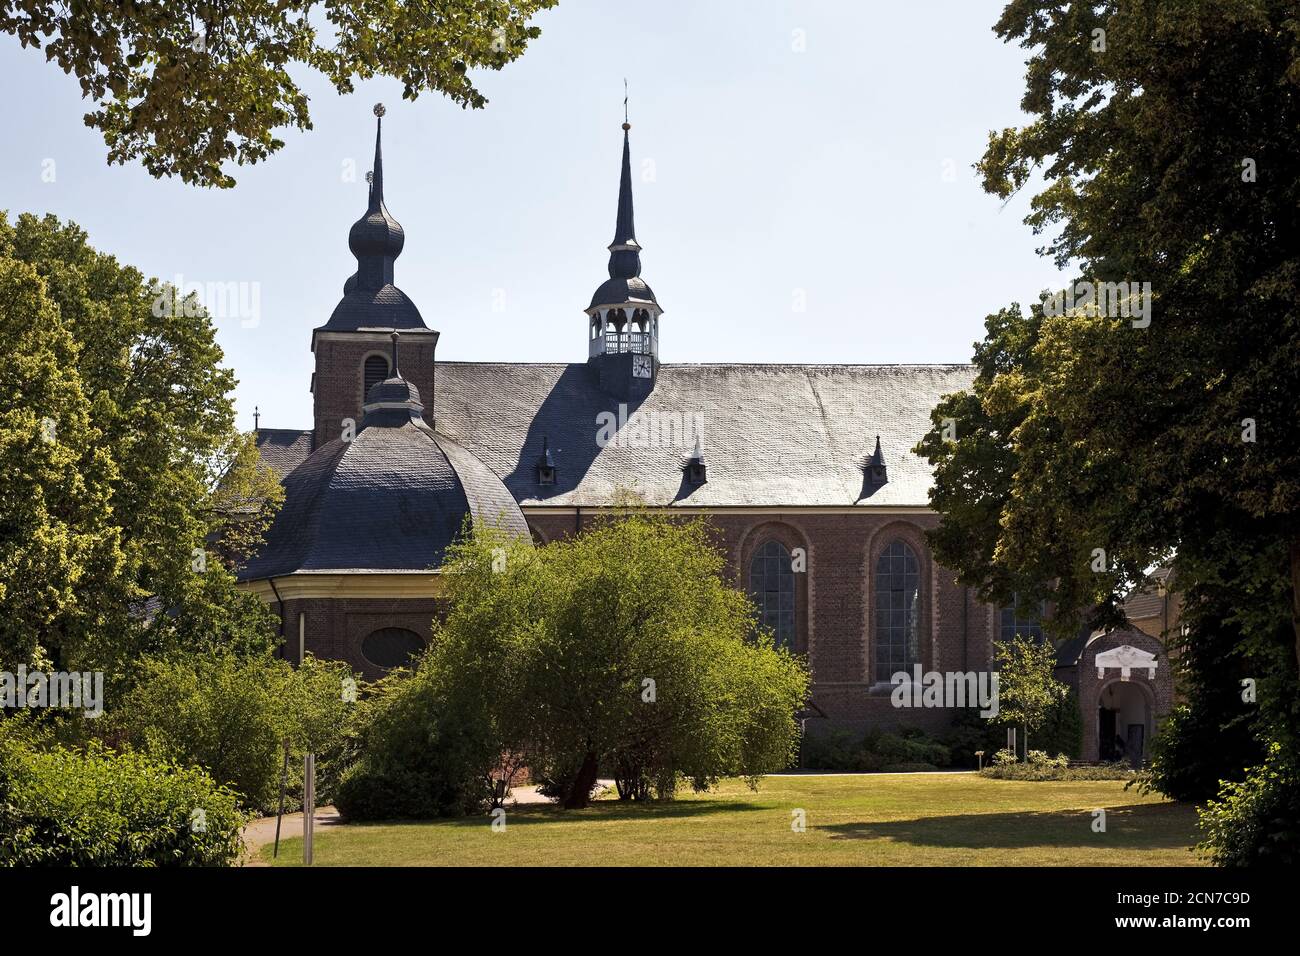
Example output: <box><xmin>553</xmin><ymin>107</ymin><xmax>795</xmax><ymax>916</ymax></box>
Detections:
<box><xmin>433</xmin><ymin>362</ymin><xmax>975</xmax><ymax>508</ymax></box>
<box><xmin>321</xmin><ymin>284</ymin><xmax>424</xmax><ymax>332</ymax></box>
<box><xmin>239</xmin><ymin>418</ymin><xmax>528</xmax><ymax>580</ymax></box>
<box><xmin>1121</xmin><ymin>567</ymin><xmax>1174</xmax><ymax>621</ymax></box>
<box><xmin>254</xmin><ymin>362</ymin><xmax>974</xmax><ymax>510</ymax></box>
<box><xmin>255</xmin><ymin>428</ymin><xmax>314</xmax><ymax>480</ymax></box>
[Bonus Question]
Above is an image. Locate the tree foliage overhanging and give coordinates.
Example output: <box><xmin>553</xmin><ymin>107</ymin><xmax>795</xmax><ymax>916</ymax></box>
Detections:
<box><xmin>1</xmin><ymin>0</ymin><xmax>558</xmax><ymax>187</ymax></box>
<box><xmin>0</xmin><ymin>211</ymin><xmax>282</xmax><ymax>675</ymax></box>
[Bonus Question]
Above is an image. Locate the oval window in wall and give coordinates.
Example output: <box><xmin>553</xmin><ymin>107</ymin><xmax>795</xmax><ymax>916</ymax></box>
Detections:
<box><xmin>361</xmin><ymin>627</ymin><xmax>425</xmax><ymax>669</ymax></box>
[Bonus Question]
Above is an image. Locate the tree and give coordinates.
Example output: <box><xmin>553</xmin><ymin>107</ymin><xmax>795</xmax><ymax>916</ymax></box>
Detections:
<box><xmin>0</xmin><ymin>212</ymin><xmax>281</xmax><ymax>674</ymax></box>
<box><xmin>992</xmin><ymin>636</ymin><xmax>1069</xmax><ymax>759</ymax></box>
<box><xmin>429</xmin><ymin>514</ymin><xmax>811</xmax><ymax>810</ymax></box>
<box><xmin>915</xmin><ymin>1</ymin><xmax>1300</xmax><ymax>861</ymax></box>
<box><xmin>110</xmin><ymin>651</ymin><xmax>357</xmax><ymax>810</ymax></box>
<box><xmin>0</xmin><ymin>255</ymin><xmax>121</xmax><ymax>670</ymax></box>
<box><xmin>1</xmin><ymin>0</ymin><xmax>558</xmax><ymax>188</ymax></box>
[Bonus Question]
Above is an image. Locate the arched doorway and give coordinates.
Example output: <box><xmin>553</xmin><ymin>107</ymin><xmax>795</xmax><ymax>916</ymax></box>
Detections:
<box><xmin>1097</xmin><ymin>680</ymin><xmax>1152</xmax><ymax>765</ymax></box>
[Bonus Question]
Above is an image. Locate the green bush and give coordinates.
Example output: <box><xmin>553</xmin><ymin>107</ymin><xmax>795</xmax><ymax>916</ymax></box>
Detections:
<box><xmin>940</xmin><ymin>707</ymin><xmax>1005</xmax><ymax>768</ymax></box>
<box><xmin>981</xmin><ymin>755</ymin><xmax>1134</xmax><ymax>781</ymax></box>
<box><xmin>0</xmin><ymin>731</ymin><xmax>243</xmax><ymax>867</ymax></box>
<box><xmin>1031</xmin><ymin>689</ymin><xmax>1084</xmax><ymax>759</ymax></box>
<box><xmin>109</xmin><ymin>651</ymin><xmax>357</xmax><ymax>811</ymax></box>
<box><xmin>331</xmin><ymin>663</ymin><xmax>496</xmax><ymax>822</ymax></box>
<box><xmin>1197</xmin><ymin>745</ymin><xmax>1300</xmax><ymax>867</ymax></box>
<box><xmin>802</xmin><ymin>727</ymin><xmax>951</xmax><ymax>772</ymax></box>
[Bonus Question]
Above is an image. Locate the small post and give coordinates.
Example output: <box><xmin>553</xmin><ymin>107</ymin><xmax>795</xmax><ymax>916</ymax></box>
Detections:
<box><xmin>303</xmin><ymin>752</ymin><xmax>316</xmax><ymax>866</ymax></box>
<box><xmin>272</xmin><ymin>738</ymin><xmax>289</xmax><ymax>858</ymax></box>
<box><xmin>975</xmin><ymin>750</ymin><xmax>985</xmax><ymax>772</ymax></box>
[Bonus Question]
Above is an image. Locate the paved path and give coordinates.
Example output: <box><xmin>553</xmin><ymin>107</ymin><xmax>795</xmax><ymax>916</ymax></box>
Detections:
<box><xmin>238</xmin><ymin>782</ymin><xmax>617</xmax><ymax>864</ymax></box>
<box><xmin>240</xmin><ymin>806</ymin><xmax>342</xmax><ymax>866</ymax></box>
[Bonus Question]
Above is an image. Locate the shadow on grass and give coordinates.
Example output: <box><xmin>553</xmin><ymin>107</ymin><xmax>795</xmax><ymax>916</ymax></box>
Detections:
<box><xmin>823</xmin><ymin>801</ymin><xmax>1198</xmax><ymax>851</ymax></box>
<box><xmin>343</xmin><ymin>797</ymin><xmax>769</xmax><ymax>830</ymax></box>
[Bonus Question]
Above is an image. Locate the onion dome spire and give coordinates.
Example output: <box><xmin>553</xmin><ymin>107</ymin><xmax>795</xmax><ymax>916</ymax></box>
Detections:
<box><xmin>607</xmin><ymin>121</ymin><xmax>642</xmax><ymax>280</ymax></box>
<box><xmin>347</xmin><ymin>104</ymin><xmax>405</xmax><ymax>291</ymax></box>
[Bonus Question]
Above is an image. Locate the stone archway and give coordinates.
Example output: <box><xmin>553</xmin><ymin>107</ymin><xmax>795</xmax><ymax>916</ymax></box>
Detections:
<box><xmin>1096</xmin><ymin>679</ymin><xmax>1153</xmax><ymax>765</ymax></box>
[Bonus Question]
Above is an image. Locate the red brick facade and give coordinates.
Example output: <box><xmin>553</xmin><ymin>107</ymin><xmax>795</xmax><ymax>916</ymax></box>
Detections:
<box><xmin>312</xmin><ymin>330</ymin><xmax>438</xmax><ymax>449</ymax></box>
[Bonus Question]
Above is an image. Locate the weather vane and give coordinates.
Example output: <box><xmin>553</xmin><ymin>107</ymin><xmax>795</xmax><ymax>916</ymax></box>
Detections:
<box><xmin>623</xmin><ymin>79</ymin><xmax>630</xmax><ymax>130</ymax></box>
<box><xmin>366</xmin><ymin>171</ymin><xmax>373</xmax><ymax>184</ymax></box>
<box><xmin>374</xmin><ymin>102</ymin><xmax>386</xmax><ymax>118</ymax></box>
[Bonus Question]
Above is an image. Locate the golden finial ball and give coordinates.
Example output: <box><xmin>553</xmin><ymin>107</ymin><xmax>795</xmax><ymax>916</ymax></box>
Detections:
<box><xmin>622</xmin><ymin>122</ymin><xmax>631</xmax><ymax>131</ymax></box>
<box><xmin>374</xmin><ymin>103</ymin><xmax>386</xmax><ymax>118</ymax></box>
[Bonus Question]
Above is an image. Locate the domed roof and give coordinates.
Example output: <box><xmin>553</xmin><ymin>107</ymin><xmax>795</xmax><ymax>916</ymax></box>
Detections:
<box><xmin>589</xmin><ymin>276</ymin><xmax>658</xmax><ymax>311</ymax></box>
<box><xmin>325</xmin><ymin>284</ymin><xmax>425</xmax><ymax>331</ymax></box>
<box><xmin>239</xmin><ymin>367</ymin><xmax>528</xmax><ymax>580</ymax></box>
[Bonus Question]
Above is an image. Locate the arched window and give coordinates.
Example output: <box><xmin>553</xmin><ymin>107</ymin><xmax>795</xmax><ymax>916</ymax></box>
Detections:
<box><xmin>749</xmin><ymin>540</ymin><xmax>795</xmax><ymax>649</ymax></box>
<box><xmin>999</xmin><ymin>593</ymin><xmax>1045</xmax><ymax>642</ymax></box>
<box><xmin>874</xmin><ymin>540</ymin><xmax>920</xmax><ymax>682</ymax></box>
<box><xmin>361</xmin><ymin>627</ymin><xmax>425</xmax><ymax>669</ymax></box>
<box><xmin>363</xmin><ymin>355</ymin><xmax>390</xmax><ymax>394</ymax></box>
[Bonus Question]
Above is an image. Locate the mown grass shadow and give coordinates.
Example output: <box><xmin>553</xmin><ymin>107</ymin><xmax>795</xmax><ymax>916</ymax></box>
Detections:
<box><xmin>823</xmin><ymin>802</ymin><xmax>1198</xmax><ymax>851</ymax></box>
<box><xmin>341</xmin><ymin>796</ymin><xmax>769</xmax><ymax>831</ymax></box>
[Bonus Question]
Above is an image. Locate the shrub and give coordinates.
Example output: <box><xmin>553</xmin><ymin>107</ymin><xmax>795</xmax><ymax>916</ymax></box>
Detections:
<box><xmin>109</xmin><ymin>651</ymin><xmax>357</xmax><ymax>812</ymax></box>
<box><xmin>1197</xmin><ymin>745</ymin><xmax>1300</xmax><ymax>867</ymax></box>
<box><xmin>1032</xmin><ymin>690</ymin><xmax>1084</xmax><ymax>759</ymax></box>
<box><xmin>981</xmin><ymin>757</ymin><xmax>1134</xmax><ymax>781</ymax></box>
<box><xmin>940</xmin><ymin>707</ymin><xmax>1005</xmax><ymax>768</ymax></box>
<box><xmin>0</xmin><ymin>731</ymin><xmax>243</xmax><ymax>867</ymax></box>
<box><xmin>802</xmin><ymin>727</ymin><xmax>950</xmax><ymax>772</ymax></box>
<box><xmin>331</xmin><ymin>663</ymin><xmax>496</xmax><ymax>822</ymax></box>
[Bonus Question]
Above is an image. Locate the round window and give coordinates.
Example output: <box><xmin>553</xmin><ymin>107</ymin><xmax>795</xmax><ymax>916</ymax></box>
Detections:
<box><xmin>361</xmin><ymin>627</ymin><xmax>425</xmax><ymax>669</ymax></box>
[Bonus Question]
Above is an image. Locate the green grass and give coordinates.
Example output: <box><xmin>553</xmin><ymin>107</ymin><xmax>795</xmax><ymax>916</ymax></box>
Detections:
<box><xmin>262</xmin><ymin>773</ymin><xmax>1205</xmax><ymax>867</ymax></box>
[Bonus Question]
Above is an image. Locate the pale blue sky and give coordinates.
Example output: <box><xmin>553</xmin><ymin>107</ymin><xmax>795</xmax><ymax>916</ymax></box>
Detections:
<box><xmin>0</xmin><ymin>0</ymin><xmax>1063</xmax><ymax>431</ymax></box>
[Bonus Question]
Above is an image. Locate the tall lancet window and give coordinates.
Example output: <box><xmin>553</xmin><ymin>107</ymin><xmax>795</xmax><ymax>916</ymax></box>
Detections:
<box><xmin>874</xmin><ymin>540</ymin><xmax>921</xmax><ymax>682</ymax></box>
<box><xmin>363</xmin><ymin>355</ymin><xmax>390</xmax><ymax>394</ymax></box>
<box><xmin>749</xmin><ymin>540</ymin><xmax>795</xmax><ymax>649</ymax></box>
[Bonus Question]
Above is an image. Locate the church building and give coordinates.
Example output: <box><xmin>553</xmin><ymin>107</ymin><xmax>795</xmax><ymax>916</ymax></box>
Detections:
<box><xmin>240</xmin><ymin>106</ymin><xmax>1171</xmax><ymax>762</ymax></box>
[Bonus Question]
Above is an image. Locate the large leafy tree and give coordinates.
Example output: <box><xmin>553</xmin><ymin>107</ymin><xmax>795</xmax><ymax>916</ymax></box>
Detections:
<box><xmin>916</xmin><ymin>1</ymin><xmax>1300</xmax><ymax>862</ymax></box>
<box><xmin>918</xmin><ymin>0</ymin><xmax>1300</xmax><ymax>679</ymax></box>
<box><xmin>0</xmin><ymin>211</ymin><xmax>281</xmax><ymax>674</ymax></box>
<box><xmin>430</xmin><ymin>515</ymin><xmax>810</xmax><ymax>809</ymax></box>
<box><xmin>1</xmin><ymin>0</ymin><xmax>558</xmax><ymax>187</ymax></box>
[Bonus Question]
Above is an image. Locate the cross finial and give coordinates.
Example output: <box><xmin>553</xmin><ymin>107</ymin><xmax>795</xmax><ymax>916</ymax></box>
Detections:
<box><xmin>253</xmin><ymin>405</ymin><xmax>260</xmax><ymax>430</ymax></box>
<box><xmin>622</xmin><ymin>78</ymin><xmax>630</xmax><ymax>130</ymax></box>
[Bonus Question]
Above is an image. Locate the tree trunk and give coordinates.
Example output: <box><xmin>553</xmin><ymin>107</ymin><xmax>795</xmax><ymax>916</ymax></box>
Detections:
<box><xmin>563</xmin><ymin>750</ymin><xmax>600</xmax><ymax>809</ymax></box>
<box><xmin>1290</xmin><ymin>538</ymin><xmax>1300</xmax><ymax>676</ymax></box>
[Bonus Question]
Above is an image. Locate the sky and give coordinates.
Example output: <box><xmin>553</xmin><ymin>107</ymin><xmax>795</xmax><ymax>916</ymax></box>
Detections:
<box><xmin>0</xmin><ymin>0</ymin><xmax>1065</xmax><ymax>432</ymax></box>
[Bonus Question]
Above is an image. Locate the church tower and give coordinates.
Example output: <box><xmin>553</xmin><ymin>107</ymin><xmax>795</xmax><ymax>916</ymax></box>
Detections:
<box><xmin>311</xmin><ymin>105</ymin><xmax>439</xmax><ymax>449</ymax></box>
<box><xmin>586</xmin><ymin>120</ymin><xmax>661</xmax><ymax>401</ymax></box>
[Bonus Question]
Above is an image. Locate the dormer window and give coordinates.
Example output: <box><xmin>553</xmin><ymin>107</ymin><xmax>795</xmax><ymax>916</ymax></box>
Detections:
<box><xmin>684</xmin><ymin>439</ymin><xmax>707</xmax><ymax>485</ymax></box>
<box><xmin>536</xmin><ymin>436</ymin><xmax>556</xmax><ymax>486</ymax></box>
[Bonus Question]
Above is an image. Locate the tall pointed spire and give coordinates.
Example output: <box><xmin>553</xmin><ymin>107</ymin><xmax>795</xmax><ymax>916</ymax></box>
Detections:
<box><xmin>369</xmin><ymin>103</ymin><xmax>386</xmax><ymax>212</ymax></box>
<box><xmin>346</xmin><ymin>103</ymin><xmax>405</xmax><ymax>291</ymax></box>
<box><xmin>607</xmin><ymin>119</ymin><xmax>642</xmax><ymax>280</ymax></box>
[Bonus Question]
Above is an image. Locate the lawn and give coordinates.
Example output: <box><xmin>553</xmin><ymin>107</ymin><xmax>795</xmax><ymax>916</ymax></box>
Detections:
<box><xmin>261</xmin><ymin>773</ymin><xmax>1205</xmax><ymax>866</ymax></box>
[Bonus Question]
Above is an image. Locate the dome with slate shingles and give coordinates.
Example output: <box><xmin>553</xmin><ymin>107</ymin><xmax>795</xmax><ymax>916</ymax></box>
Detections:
<box><xmin>239</xmin><ymin>353</ymin><xmax>527</xmax><ymax>581</ymax></box>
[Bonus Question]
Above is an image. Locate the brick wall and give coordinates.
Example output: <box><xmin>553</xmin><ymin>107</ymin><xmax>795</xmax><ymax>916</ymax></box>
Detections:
<box><xmin>312</xmin><ymin>333</ymin><xmax>437</xmax><ymax>449</ymax></box>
